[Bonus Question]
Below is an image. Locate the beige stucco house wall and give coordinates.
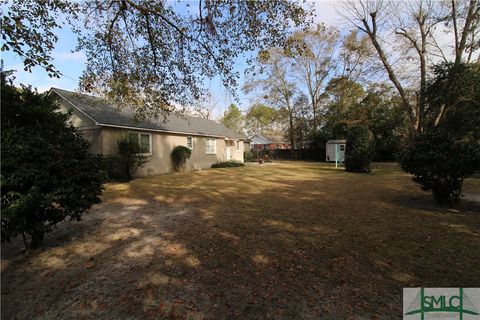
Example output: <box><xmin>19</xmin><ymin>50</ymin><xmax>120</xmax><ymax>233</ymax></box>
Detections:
<box><xmin>58</xmin><ymin>102</ymin><xmax>104</xmax><ymax>154</ymax></box>
<box><xmin>58</xmin><ymin>100</ymin><xmax>245</xmax><ymax>176</ymax></box>
<box><xmin>100</xmin><ymin>127</ymin><xmax>244</xmax><ymax>176</ymax></box>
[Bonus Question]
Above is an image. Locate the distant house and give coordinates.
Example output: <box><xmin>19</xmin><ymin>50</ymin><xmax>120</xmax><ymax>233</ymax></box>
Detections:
<box><xmin>249</xmin><ymin>134</ymin><xmax>292</xmax><ymax>150</ymax></box>
<box><xmin>51</xmin><ymin>88</ymin><xmax>246</xmax><ymax>176</ymax></box>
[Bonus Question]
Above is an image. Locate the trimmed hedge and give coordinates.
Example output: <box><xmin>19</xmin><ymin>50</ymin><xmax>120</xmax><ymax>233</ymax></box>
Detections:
<box><xmin>211</xmin><ymin>161</ymin><xmax>245</xmax><ymax>168</ymax></box>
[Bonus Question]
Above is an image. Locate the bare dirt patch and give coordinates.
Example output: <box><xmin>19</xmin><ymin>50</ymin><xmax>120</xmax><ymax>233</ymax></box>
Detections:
<box><xmin>2</xmin><ymin>162</ymin><xmax>479</xmax><ymax>319</ymax></box>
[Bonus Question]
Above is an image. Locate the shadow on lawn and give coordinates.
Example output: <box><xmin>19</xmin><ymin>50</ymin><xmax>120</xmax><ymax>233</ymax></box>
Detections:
<box><xmin>2</xmin><ymin>164</ymin><xmax>480</xmax><ymax>320</ymax></box>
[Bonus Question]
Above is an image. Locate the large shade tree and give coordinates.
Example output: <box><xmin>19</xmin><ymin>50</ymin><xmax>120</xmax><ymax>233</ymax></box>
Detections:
<box><xmin>425</xmin><ymin>62</ymin><xmax>480</xmax><ymax>142</ymax></box>
<box><xmin>219</xmin><ymin>103</ymin><xmax>244</xmax><ymax>134</ymax></box>
<box><xmin>287</xmin><ymin>23</ymin><xmax>339</xmax><ymax>131</ymax></box>
<box><xmin>1</xmin><ymin>0</ymin><xmax>312</xmax><ymax>118</ymax></box>
<box><xmin>339</xmin><ymin>0</ymin><xmax>480</xmax><ymax>134</ymax></box>
<box><xmin>244</xmin><ymin>48</ymin><xmax>299</xmax><ymax>150</ymax></box>
<box><xmin>244</xmin><ymin>103</ymin><xmax>281</xmax><ymax>136</ymax></box>
<box><xmin>320</xmin><ymin>76</ymin><xmax>366</xmax><ymax>137</ymax></box>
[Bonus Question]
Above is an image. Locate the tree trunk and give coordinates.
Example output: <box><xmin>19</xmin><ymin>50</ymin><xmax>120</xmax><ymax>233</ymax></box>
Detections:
<box><xmin>454</xmin><ymin>0</ymin><xmax>478</xmax><ymax>65</ymax></box>
<box><xmin>288</xmin><ymin>111</ymin><xmax>295</xmax><ymax>157</ymax></box>
<box><xmin>312</xmin><ymin>101</ymin><xmax>317</xmax><ymax>132</ymax></box>
<box><xmin>362</xmin><ymin>19</ymin><xmax>416</xmax><ymax>133</ymax></box>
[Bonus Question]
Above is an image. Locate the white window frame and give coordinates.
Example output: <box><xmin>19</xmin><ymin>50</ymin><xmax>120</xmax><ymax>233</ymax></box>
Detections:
<box><xmin>186</xmin><ymin>137</ymin><xmax>194</xmax><ymax>150</ymax></box>
<box><xmin>237</xmin><ymin>140</ymin><xmax>241</xmax><ymax>151</ymax></box>
<box><xmin>205</xmin><ymin>138</ymin><xmax>216</xmax><ymax>154</ymax></box>
<box><xmin>128</xmin><ymin>132</ymin><xmax>152</xmax><ymax>155</ymax></box>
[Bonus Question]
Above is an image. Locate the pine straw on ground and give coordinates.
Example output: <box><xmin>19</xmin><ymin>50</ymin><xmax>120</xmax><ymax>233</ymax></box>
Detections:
<box><xmin>2</xmin><ymin>162</ymin><xmax>479</xmax><ymax>320</ymax></box>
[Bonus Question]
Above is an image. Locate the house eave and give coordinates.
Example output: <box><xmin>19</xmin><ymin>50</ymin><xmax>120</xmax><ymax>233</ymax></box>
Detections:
<box><xmin>51</xmin><ymin>88</ymin><xmax>100</xmax><ymax>126</ymax></box>
<box><xmin>98</xmin><ymin>123</ymin><xmax>239</xmax><ymax>139</ymax></box>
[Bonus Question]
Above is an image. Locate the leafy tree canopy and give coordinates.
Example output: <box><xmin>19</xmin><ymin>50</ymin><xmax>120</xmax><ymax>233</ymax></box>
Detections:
<box><xmin>219</xmin><ymin>103</ymin><xmax>244</xmax><ymax>134</ymax></box>
<box><xmin>1</xmin><ymin>0</ymin><xmax>312</xmax><ymax>118</ymax></box>
<box><xmin>425</xmin><ymin>62</ymin><xmax>480</xmax><ymax>142</ymax></box>
<box><xmin>1</xmin><ymin>0</ymin><xmax>78</xmax><ymax>77</ymax></box>
<box><xmin>319</xmin><ymin>77</ymin><xmax>366</xmax><ymax>138</ymax></box>
<box><xmin>245</xmin><ymin>103</ymin><xmax>280</xmax><ymax>136</ymax></box>
<box><xmin>322</xmin><ymin>76</ymin><xmax>365</xmax><ymax>108</ymax></box>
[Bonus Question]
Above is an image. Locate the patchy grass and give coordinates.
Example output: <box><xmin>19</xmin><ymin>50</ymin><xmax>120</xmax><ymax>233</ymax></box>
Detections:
<box><xmin>2</xmin><ymin>162</ymin><xmax>479</xmax><ymax>319</ymax></box>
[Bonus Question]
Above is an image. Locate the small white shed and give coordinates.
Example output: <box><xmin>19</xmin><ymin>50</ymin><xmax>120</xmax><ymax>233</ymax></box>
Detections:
<box><xmin>326</xmin><ymin>140</ymin><xmax>346</xmax><ymax>163</ymax></box>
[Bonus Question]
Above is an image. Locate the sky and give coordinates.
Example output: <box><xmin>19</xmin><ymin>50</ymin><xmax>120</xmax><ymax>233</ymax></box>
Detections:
<box><xmin>1</xmin><ymin>1</ymin><xmax>345</xmax><ymax>119</ymax></box>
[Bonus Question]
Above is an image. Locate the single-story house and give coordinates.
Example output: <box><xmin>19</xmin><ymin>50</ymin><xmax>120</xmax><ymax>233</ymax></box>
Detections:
<box><xmin>249</xmin><ymin>134</ymin><xmax>292</xmax><ymax>150</ymax></box>
<box><xmin>326</xmin><ymin>139</ymin><xmax>346</xmax><ymax>162</ymax></box>
<box><xmin>51</xmin><ymin>88</ymin><xmax>246</xmax><ymax>176</ymax></box>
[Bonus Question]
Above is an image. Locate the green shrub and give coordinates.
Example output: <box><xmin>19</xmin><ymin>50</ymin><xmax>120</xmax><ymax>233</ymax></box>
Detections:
<box><xmin>345</xmin><ymin>126</ymin><xmax>375</xmax><ymax>173</ymax></box>
<box><xmin>103</xmin><ymin>137</ymin><xmax>149</xmax><ymax>181</ymax></box>
<box><xmin>1</xmin><ymin>75</ymin><xmax>106</xmax><ymax>248</ymax></box>
<box><xmin>171</xmin><ymin>145</ymin><xmax>192</xmax><ymax>172</ymax></box>
<box><xmin>211</xmin><ymin>161</ymin><xmax>245</xmax><ymax>168</ymax></box>
<box><xmin>104</xmin><ymin>155</ymin><xmax>128</xmax><ymax>181</ymax></box>
<box><xmin>399</xmin><ymin>131</ymin><xmax>480</xmax><ymax>206</ymax></box>
<box><xmin>244</xmin><ymin>150</ymin><xmax>254</xmax><ymax>162</ymax></box>
<box><xmin>116</xmin><ymin>136</ymin><xmax>149</xmax><ymax>181</ymax></box>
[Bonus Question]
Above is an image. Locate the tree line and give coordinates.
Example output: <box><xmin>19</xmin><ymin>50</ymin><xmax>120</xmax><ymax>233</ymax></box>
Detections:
<box><xmin>220</xmin><ymin>0</ymin><xmax>479</xmax><ymax>162</ymax></box>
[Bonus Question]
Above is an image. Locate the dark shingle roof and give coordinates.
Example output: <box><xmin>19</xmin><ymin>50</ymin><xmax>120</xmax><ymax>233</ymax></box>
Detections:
<box><xmin>51</xmin><ymin>88</ymin><xmax>245</xmax><ymax>140</ymax></box>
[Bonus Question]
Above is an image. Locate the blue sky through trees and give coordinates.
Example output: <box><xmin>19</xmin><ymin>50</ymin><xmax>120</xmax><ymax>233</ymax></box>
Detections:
<box><xmin>1</xmin><ymin>1</ymin><xmax>352</xmax><ymax>119</ymax></box>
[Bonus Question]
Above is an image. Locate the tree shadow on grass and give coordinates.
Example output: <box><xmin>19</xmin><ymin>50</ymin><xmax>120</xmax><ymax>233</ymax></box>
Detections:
<box><xmin>2</xmin><ymin>164</ymin><xmax>480</xmax><ymax>319</ymax></box>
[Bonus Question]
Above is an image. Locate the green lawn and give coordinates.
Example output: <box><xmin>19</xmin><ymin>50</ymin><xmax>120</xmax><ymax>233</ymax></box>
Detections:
<box><xmin>2</xmin><ymin>162</ymin><xmax>479</xmax><ymax>319</ymax></box>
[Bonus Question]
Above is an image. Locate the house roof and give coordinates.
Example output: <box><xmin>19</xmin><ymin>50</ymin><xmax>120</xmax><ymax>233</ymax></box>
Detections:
<box><xmin>249</xmin><ymin>134</ymin><xmax>290</xmax><ymax>144</ymax></box>
<box><xmin>249</xmin><ymin>134</ymin><xmax>272</xmax><ymax>144</ymax></box>
<box><xmin>326</xmin><ymin>139</ymin><xmax>347</xmax><ymax>144</ymax></box>
<box><xmin>51</xmin><ymin>88</ymin><xmax>245</xmax><ymax>140</ymax></box>
<box><xmin>263</xmin><ymin>134</ymin><xmax>290</xmax><ymax>144</ymax></box>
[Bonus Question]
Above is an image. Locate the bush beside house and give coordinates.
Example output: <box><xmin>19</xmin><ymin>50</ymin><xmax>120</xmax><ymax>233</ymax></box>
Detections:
<box><xmin>105</xmin><ymin>137</ymin><xmax>149</xmax><ymax>181</ymax></box>
<box><xmin>171</xmin><ymin>146</ymin><xmax>192</xmax><ymax>172</ymax></box>
<box><xmin>1</xmin><ymin>75</ymin><xmax>106</xmax><ymax>248</ymax></box>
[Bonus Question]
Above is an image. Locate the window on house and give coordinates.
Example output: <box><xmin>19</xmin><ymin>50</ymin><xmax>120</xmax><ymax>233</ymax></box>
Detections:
<box><xmin>340</xmin><ymin>145</ymin><xmax>345</xmax><ymax>151</ymax></box>
<box><xmin>128</xmin><ymin>132</ymin><xmax>152</xmax><ymax>154</ymax></box>
<box><xmin>205</xmin><ymin>138</ymin><xmax>216</xmax><ymax>154</ymax></box>
<box><xmin>187</xmin><ymin>137</ymin><xmax>193</xmax><ymax>150</ymax></box>
<box><xmin>237</xmin><ymin>140</ymin><xmax>241</xmax><ymax>151</ymax></box>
